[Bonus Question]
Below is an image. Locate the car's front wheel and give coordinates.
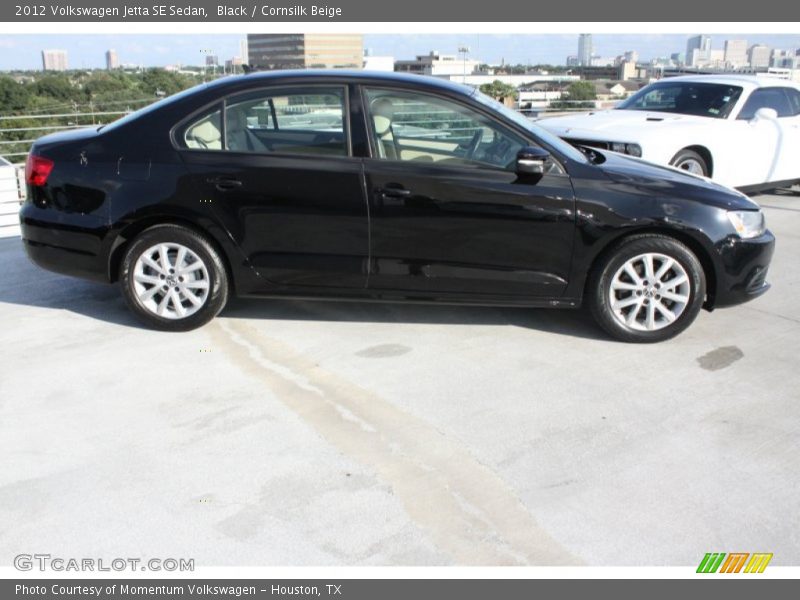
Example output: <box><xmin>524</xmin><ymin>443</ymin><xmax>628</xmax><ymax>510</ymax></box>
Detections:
<box><xmin>670</xmin><ymin>148</ymin><xmax>709</xmax><ymax>177</ymax></box>
<box><xmin>587</xmin><ymin>235</ymin><xmax>706</xmax><ymax>343</ymax></box>
<box><xmin>120</xmin><ymin>225</ymin><xmax>229</xmax><ymax>331</ymax></box>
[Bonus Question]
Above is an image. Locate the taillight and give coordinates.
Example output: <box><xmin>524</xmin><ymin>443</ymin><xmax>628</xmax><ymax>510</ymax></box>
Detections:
<box><xmin>25</xmin><ymin>154</ymin><xmax>54</xmax><ymax>187</ymax></box>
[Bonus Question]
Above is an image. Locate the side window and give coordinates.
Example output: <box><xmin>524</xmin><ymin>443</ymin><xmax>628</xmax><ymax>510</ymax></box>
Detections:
<box><xmin>785</xmin><ymin>88</ymin><xmax>800</xmax><ymax>116</ymax></box>
<box><xmin>364</xmin><ymin>88</ymin><xmax>532</xmax><ymax>171</ymax></box>
<box><xmin>183</xmin><ymin>107</ymin><xmax>222</xmax><ymax>150</ymax></box>
<box><xmin>225</xmin><ymin>87</ymin><xmax>347</xmax><ymax>156</ymax></box>
<box><xmin>737</xmin><ymin>88</ymin><xmax>794</xmax><ymax>120</ymax></box>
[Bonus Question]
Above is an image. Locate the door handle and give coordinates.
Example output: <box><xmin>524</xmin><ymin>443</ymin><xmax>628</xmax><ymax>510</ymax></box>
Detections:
<box><xmin>207</xmin><ymin>177</ymin><xmax>243</xmax><ymax>191</ymax></box>
<box><xmin>378</xmin><ymin>186</ymin><xmax>412</xmax><ymax>199</ymax></box>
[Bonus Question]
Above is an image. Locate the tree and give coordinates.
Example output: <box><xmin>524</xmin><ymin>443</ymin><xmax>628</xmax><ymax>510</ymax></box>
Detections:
<box><xmin>0</xmin><ymin>77</ymin><xmax>31</xmax><ymax>112</ymax></box>
<box><xmin>32</xmin><ymin>74</ymin><xmax>81</xmax><ymax>103</ymax></box>
<box><xmin>479</xmin><ymin>80</ymin><xmax>518</xmax><ymax>103</ymax></box>
<box><xmin>565</xmin><ymin>81</ymin><xmax>596</xmax><ymax>101</ymax></box>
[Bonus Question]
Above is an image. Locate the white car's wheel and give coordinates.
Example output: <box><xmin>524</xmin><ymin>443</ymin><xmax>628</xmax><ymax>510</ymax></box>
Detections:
<box><xmin>670</xmin><ymin>149</ymin><xmax>709</xmax><ymax>177</ymax></box>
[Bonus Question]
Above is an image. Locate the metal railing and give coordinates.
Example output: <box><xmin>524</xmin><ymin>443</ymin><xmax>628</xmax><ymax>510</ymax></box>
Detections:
<box><xmin>0</xmin><ymin>98</ymin><xmax>156</xmax><ymax>165</ymax></box>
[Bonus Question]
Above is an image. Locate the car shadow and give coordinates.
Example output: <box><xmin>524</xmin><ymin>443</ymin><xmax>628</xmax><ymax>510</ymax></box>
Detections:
<box><xmin>0</xmin><ymin>237</ymin><xmax>606</xmax><ymax>340</ymax></box>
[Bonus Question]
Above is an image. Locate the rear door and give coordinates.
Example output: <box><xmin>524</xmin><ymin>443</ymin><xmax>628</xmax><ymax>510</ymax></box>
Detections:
<box><xmin>177</xmin><ymin>84</ymin><xmax>369</xmax><ymax>291</ymax></box>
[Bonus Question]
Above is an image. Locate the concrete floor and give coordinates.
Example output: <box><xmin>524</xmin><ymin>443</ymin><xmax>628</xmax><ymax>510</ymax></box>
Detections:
<box><xmin>0</xmin><ymin>191</ymin><xmax>798</xmax><ymax>567</ymax></box>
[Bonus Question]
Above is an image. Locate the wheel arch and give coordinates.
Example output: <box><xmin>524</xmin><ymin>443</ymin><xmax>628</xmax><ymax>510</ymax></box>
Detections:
<box><xmin>107</xmin><ymin>215</ymin><xmax>237</xmax><ymax>295</ymax></box>
<box><xmin>671</xmin><ymin>145</ymin><xmax>714</xmax><ymax>177</ymax></box>
<box><xmin>584</xmin><ymin>226</ymin><xmax>719</xmax><ymax>310</ymax></box>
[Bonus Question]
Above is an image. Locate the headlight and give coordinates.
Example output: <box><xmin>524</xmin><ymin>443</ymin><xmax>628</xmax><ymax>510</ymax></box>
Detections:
<box><xmin>727</xmin><ymin>210</ymin><xmax>766</xmax><ymax>239</ymax></box>
<box><xmin>625</xmin><ymin>143</ymin><xmax>642</xmax><ymax>157</ymax></box>
<box><xmin>611</xmin><ymin>142</ymin><xmax>626</xmax><ymax>153</ymax></box>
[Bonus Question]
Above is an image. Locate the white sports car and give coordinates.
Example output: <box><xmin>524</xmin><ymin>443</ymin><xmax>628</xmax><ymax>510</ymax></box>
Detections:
<box><xmin>538</xmin><ymin>75</ymin><xmax>800</xmax><ymax>191</ymax></box>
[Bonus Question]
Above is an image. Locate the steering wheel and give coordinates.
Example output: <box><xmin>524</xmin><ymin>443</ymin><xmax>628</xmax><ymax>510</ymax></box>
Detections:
<box><xmin>464</xmin><ymin>129</ymin><xmax>483</xmax><ymax>159</ymax></box>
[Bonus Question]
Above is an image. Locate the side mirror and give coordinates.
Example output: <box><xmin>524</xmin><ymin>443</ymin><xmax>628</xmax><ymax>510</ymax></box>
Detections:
<box><xmin>752</xmin><ymin>107</ymin><xmax>778</xmax><ymax>122</ymax></box>
<box><xmin>516</xmin><ymin>146</ymin><xmax>550</xmax><ymax>176</ymax></box>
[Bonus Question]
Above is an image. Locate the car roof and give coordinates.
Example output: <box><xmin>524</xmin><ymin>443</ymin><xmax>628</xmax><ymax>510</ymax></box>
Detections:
<box><xmin>206</xmin><ymin>69</ymin><xmax>478</xmax><ymax>96</ymax></box>
<box><xmin>656</xmin><ymin>74</ymin><xmax>800</xmax><ymax>90</ymax></box>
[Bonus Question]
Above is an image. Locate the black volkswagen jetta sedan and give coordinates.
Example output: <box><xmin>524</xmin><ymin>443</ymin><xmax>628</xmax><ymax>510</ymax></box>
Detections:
<box><xmin>20</xmin><ymin>70</ymin><xmax>775</xmax><ymax>342</ymax></box>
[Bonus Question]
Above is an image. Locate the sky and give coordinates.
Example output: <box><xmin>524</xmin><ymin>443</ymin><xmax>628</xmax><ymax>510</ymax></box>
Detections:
<box><xmin>1</xmin><ymin>33</ymin><xmax>799</xmax><ymax>71</ymax></box>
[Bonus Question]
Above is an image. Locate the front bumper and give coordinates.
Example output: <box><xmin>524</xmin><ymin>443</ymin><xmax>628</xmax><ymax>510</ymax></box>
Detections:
<box><xmin>711</xmin><ymin>230</ymin><xmax>775</xmax><ymax>308</ymax></box>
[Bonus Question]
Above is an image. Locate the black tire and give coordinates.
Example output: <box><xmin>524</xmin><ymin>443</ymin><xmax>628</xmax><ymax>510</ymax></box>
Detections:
<box><xmin>119</xmin><ymin>224</ymin><xmax>229</xmax><ymax>331</ymax></box>
<box><xmin>587</xmin><ymin>235</ymin><xmax>706</xmax><ymax>343</ymax></box>
<box><xmin>670</xmin><ymin>148</ymin><xmax>709</xmax><ymax>177</ymax></box>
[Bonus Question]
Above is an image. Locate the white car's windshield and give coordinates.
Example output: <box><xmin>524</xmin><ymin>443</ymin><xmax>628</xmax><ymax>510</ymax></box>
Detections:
<box><xmin>616</xmin><ymin>82</ymin><xmax>743</xmax><ymax>119</ymax></box>
<box><xmin>472</xmin><ymin>90</ymin><xmax>589</xmax><ymax>163</ymax></box>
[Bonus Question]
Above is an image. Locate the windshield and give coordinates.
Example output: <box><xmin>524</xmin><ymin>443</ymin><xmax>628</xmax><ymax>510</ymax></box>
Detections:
<box><xmin>616</xmin><ymin>81</ymin><xmax>743</xmax><ymax>118</ymax></box>
<box><xmin>471</xmin><ymin>90</ymin><xmax>589</xmax><ymax>163</ymax></box>
<box><xmin>100</xmin><ymin>82</ymin><xmax>209</xmax><ymax>132</ymax></box>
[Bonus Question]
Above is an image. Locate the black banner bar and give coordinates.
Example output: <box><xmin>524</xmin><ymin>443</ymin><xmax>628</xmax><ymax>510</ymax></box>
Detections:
<box><xmin>4</xmin><ymin>579</ymin><xmax>800</xmax><ymax>600</ymax></box>
<box><xmin>2</xmin><ymin>1</ymin><xmax>800</xmax><ymax>22</ymax></box>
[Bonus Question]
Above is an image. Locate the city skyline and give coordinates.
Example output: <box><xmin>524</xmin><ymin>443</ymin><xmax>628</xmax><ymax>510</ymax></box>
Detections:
<box><xmin>2</xmin><ymin>33</ymin><xmax>800</xmax><ymax>71</ymax></box>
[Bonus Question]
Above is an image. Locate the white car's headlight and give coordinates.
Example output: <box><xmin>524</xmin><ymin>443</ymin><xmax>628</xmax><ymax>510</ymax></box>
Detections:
<box><xmin>727</xmin><ymin>210</ymin><xmax>766</xmax><ymax>239</ymax></box>
<box><xmin>625</xmin><ymin>143</ymin><xmax>642</xmax><ymax>157</ymax></box>
<box><xmin>609</xmin><ymin>142</ymin><xmax>642</xmax><ymax>157</ymax></box>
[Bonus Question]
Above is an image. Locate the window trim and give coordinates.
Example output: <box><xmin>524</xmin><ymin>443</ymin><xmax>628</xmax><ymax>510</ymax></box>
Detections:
<box><xmin>171</xmin><ymin>83</ymin><xmax>354</xmax><ymax>159</ymax></box>
<box><xmin>358</xmin><ymin>84</ymin><xmax>566</xmax><ymax>174</ymax></box>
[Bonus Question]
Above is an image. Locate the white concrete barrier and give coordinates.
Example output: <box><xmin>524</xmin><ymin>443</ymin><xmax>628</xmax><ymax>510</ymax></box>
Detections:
<box><xmin>0</xmin><ymin>157</ymin><xmax>21</xmax><ymax>238</ymax></box>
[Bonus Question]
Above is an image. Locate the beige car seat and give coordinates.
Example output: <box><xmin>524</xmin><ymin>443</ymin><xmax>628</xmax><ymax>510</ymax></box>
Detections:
<box><xmin>371</xmin><ymin>98</ymin><xmax>398</xmax><ymax>160</ymax></box>
<box><xmin>185</xmin><ymin>117</ymin><xmax>221</xmax><ymax>150</ymax></box>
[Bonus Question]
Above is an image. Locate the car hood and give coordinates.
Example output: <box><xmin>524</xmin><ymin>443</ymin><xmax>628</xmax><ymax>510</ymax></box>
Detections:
<box><xmin>595</xmin><ymin>150</ymin><xmax>759</xmax><ymax>211</ymax></box>
<box><xmin>539</xmin><ymin>109</ymin><xmax>710</xmax><ymax>137</ymax></box>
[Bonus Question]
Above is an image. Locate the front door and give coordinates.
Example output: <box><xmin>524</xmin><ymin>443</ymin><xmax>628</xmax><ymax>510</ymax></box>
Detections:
<box><xmin>177</xmin><ymin>85</ymin><xmax>369</xmax><ymax>291</ymax></box>
<box><xmin>733</xmin><ymin>86</ymin><xmax>800</xmax><ymax>185</ymax></box>
<box><xmin>361</xmin><ymin>86</ymin><xmax>575</xmax><ymax>299</ymax></box>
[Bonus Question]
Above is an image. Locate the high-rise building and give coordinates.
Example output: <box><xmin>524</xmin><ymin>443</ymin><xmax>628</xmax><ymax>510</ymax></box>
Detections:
<box><xmin>724</xmin><ymin>39</ymin><xmax>748</xmax><ymax>67</ymax></box>
<box><xmin>105</xmin><ymin>49</ymin><xmax>119</xmax><ymax>70</ymax></box>
<box><xmin>685</xmin><ymin>35</ymin><xmax>711</xmax><ymax>67</ymax></box>
<box><xmin>748</xmin><ymin>44</ymin><xmax>771</xmax><ymax>69</ymax></box>
<box><xmin>577</xmin><ymin>34</ymin><xmax>593</xmax><ymax>67</ymax></box>
<box><xmin>239</xmin><ymin>38</ymin><xmax>248</xmax><ymax>65</ymax></box>
<box><xmin>623</xmin><ymin>50</ymin><xmax>639</xmax><ymax>64</ymax></box>
<box><xmin>247</xmin><ymin>34</ymin><xmax>363</xmax><ymax>70</ymax></box>
<box><xmin>225</xmin><ymin>57</ymin><xmax>244</xmax><ymax>73</ymax></box>
<box><xmin>41</xmin><ymin>49</ymin><xmax>68</xmax><ymax>71</ymax></box>
<box><xmin>205</xmin><ymin>55</ymin><xmax>219</xmax><ymax>67</ymax></box>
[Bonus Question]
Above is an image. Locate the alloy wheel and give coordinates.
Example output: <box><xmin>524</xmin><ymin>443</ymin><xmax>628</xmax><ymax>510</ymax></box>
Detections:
<box><xmin>608</xmin><ymin>252</ymin><xmax>691</xmax><ymax>331</ymax></box>
<box><xmin>675</xmin><ymin>158</ymin><xmax>705</xmax><ymax>175</ymax></box>
<box><xmin>132</xmin><ymin>242</ymin><xmax>210</xmax><ymax>319</ymax></box>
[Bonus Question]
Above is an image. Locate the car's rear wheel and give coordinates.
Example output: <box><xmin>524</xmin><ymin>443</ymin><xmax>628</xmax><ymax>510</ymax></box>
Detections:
<box><xmin>120</xmin><ymin>225</ymin><xmax>228</xmax><ymax>331</ymax></box>
<box><xmin>670</xmin><ymin>149</ymin><xmax>709</xmax><ymax>177</ymax></box>
<box><xmin>587</xmin><ymin>235</ymin><xmax>706</xmax><ymax>343</ymax></box>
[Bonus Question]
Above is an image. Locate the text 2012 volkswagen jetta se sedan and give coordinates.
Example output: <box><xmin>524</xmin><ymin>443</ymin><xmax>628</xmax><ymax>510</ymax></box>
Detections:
<box><xmin>20</xmin><ymin>71</ymin><xmax>775</xmax><ymax>342</ymax></box>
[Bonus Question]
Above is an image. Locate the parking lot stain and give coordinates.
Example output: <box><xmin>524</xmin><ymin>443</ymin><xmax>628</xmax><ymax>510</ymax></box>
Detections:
<box><xmin>697</xmin><ymin>346</ymin><xmax>744</xmax><ymax>371</ymax></box>
<box><xmin>355</xmin><ymin>344</ymin><xmax>411</xmax><ymax>358</ymax></box>
<box><xmin>209</xmin><ymin>320</ymin><xmax>582</xmax><ymax>566</ymax></box>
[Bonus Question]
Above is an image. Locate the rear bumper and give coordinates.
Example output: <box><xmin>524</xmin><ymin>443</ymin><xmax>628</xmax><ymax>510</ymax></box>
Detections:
<box><xmin>19</xmin><ymin>203</ymin><xmax>110</xmax><ymax>283</ymax></box>
<box><xmin>711</xmin><ymin>230</ymin><xmax>775</xmax><ymax>308</ymax></box>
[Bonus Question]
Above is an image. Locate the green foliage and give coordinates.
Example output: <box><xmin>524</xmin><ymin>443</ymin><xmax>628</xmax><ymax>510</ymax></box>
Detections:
<box><xmin>0</xmin><ymin>76</ymin><xmax>31</xmax><ymax>112</ymax></box>
<box><xmin>479</xmin><ymin>80</ymin><xmax>518</xmax><ymax>102</ymax></box>
<box><xmin>0</xmin><ymin>68</ymin><xmax>202</xmax><ymax>117</ymax></box>
<box><xmin>0</xmin><ymin>68</ymin><xmax>205</xmax><ymax>160</ymax></box>
<box><xmin>565</xmin><ymin>81</ymin><xmax>597</xmax><ymax>101</ymax></box>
